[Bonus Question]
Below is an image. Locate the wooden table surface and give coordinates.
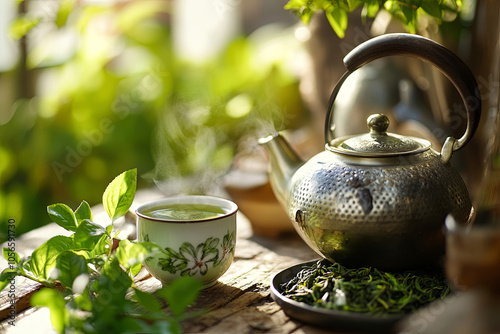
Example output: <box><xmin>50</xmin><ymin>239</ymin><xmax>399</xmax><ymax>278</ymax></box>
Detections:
<box><xmin>1</xmin><ymin>189</ymin><xmax>369</xmax><ymax>334</ymax></box>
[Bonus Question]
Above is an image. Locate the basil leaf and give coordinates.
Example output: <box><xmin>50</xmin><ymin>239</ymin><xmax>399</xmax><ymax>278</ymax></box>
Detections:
<box><xmin>129</xmin><ymin>262</ymin><xmax>143</xmax><ymax>277</ymax></box>
<box><xmin>72</xmin><ymin>289</ymin><xmax>93</xmax><ymax>311</ymax></box>
<box><xmin>47</xmin><ymin>203</ymin><xmax>79</xmax><ymax>232</ymax></box>
<box><xmin>3</xmin><ymin>247</ymin><xmax>20</xmax><ymax>265</ymax></box>
<box><xmin>88</xmin><ymin>258</ymin><xmax>138</xmax><ymax>332</ymax></box>
<box><xmin>363</xmin><ymin>0</ymin><xmax>379</xmax><ymax>17</ymax></box>
<box><xmin>0</xmin><ymin>268</ymin><xmax>18</xmax><ymax>292</ymax></box>
<box><xmin>283</xmin><ymin>0</ymin><xmax>308</xmax><ymax>8</ymax></box>
<box><xmin>55</xmin><ymin>0</ymin><xmax>76</xmax><ymax>28</ymax></box>
<box><xmin>102</xmin><ymin>168</ymin><xmax>137</xmax><ymax>222</ymax></box>
<box><xmin>9</xmin><ymin>16</ymin><xmax>41</xmax><ymax>40</ymax></box>
<box><xmin>156</xmin><ymin>277</ymin><xmax>202</xmax><ymax>317</ymax></box>
<box><xmin>133</xmin><ymin>288</ymin><xmax>162</xmax><ymax>313</ymax></box>
<box><xmin>93</xmin><ymin>258</ymin><xmax>133</xmax><ymax>309</ymax></box>
<box><xmin>421</xmin><ymin>0</ymin><xmax>443</xmax><ymax>18</ymax></box>
<box><xmin>89</xmin><ymin>233</ymin><xmax>113</xmax><ymax>258</ymax></box>
<box><xmin>55</xmin><ymin>251</ymin><xmax>89</xmax><ymax>288</ymax></box>
<box><xmin>74</xmin><ymin>200</ymin><xmax>93</xmax><ymax>223</ymax></box>
<box><xmin>115</xmin><ymin>239</ymin><xmax>161</xmax><ymax>271</ymax></box>
<box><xmin>73</xmin><ymin>219</ymin><xmax>106</xmax><ymax>250</ymax></box>
<box><xmin>325</xmin><ymin>7</ymin><xmax>348</xmax><ymax>39</ymax></box>
<box><xmin>31</xmin><ymin>288</ymin><xmax>68</xmax><ymax>333</ymax></box>
<box><xmin>346</xmin><ymin>0</ymin><xmax>364</xmax><ymax>10</ymax></box>
<box><xmin>30</xmin><ymin>235</ymin><xmax>73</xmax><ymax>280</ymax></box>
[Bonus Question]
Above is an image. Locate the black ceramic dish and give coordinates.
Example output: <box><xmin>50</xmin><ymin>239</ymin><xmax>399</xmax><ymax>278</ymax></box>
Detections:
<box><xmin>270</xmin><ymin>260</ymin><xmax>404</xmax><ymax>333</ymax></box>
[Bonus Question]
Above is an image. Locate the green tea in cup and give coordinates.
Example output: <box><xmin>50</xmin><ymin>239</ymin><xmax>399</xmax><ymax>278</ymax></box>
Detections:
<box><xmin>142</xmin><ymin>203</ymin><xmax>226</xmax><ymax>221</ymax></box>
<box><xmin>135</xmin><ymin>195</ymin><xmax>238</xmax><ymax>287</ymax></box>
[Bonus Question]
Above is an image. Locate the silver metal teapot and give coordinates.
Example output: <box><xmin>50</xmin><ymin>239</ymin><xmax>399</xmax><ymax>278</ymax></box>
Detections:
<box><xmin>259</xmin><ymin>34</ymin><xmax>481</xmax><ymax>269</ymax></box>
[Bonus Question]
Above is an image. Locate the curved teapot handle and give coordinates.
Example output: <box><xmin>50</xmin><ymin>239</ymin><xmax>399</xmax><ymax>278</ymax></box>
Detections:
<box><xmin>325</xmin><ymin>33</ymin><xmax>481</xmax><ymax>163</ymax></box>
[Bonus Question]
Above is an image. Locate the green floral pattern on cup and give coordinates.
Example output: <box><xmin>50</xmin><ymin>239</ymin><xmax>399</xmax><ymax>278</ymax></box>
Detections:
<box><xmin>144</xmin><ymin>230</ymin><xmax>235</xmax><ymax>277</ymax></box>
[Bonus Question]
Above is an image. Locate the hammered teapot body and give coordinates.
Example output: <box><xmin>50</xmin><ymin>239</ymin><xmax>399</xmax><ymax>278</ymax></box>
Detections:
<box><xmin>259</xmin><ymin>34</ymin><xmax>481</xmax><ymax>269</ymax></box>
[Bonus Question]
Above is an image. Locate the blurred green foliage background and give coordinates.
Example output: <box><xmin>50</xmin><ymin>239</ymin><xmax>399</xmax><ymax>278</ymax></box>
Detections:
<box><xmin>0</xmin><ymin>1</ymin><xmax>306</xmax><ymax>241</ymax></box>
<box><xmin>0</xmin><ymin>0</ymin><xmax>473</xmax><ymax>242</ymax></box>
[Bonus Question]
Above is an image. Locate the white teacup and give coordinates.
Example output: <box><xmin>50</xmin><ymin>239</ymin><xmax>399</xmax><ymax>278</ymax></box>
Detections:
<box><xmin>136</xmin><ymin>195</ymin><xmax>238</xmax><ymax>288</ymax></box>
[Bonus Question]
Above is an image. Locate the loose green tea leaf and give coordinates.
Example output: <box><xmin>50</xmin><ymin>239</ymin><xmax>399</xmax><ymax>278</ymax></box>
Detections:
<box><xmin>103</xmin><ymin>168</ymin><xmax>137</xmax><ymax>221</ymax></box>
<box><xmin>282</xmin><ymin>260</ymin><xmax>450</xmax><ymax>315</ymax></box>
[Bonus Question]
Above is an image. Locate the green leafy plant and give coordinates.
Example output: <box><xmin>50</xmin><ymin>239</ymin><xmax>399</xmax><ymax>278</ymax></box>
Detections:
<box><xmin>1</xmin><ymin>169</ymin><xmax>202</xmax><ymax>333</ymax></box>
<box><xmin>284</xmin><ymin>0</ymin><xmax>463</xmax><ymax>37</ymax></box>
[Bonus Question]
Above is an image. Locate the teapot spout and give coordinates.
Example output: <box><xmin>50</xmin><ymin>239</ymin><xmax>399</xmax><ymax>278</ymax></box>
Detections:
<box><xmin>258</xmin><ymin>133</ymin><xmax>303</xmax><ymax>207</ymax></box>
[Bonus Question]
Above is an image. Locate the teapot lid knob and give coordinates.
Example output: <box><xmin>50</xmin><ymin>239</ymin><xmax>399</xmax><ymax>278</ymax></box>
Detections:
<box><xmin>328</xmin><ymin>112</ymin><xmax>430</xmax><ymax>156</ymax></box>
<box><xmin>367</xmin><ymin>114</ymin><xmax>389</xmax><ymax>134</ymax></box>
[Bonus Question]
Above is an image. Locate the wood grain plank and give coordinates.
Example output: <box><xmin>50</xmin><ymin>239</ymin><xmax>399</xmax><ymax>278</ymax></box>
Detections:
<box><xmin>0</xmin><ymin>278</ymin><xmax>43</xmax><ymax>321</ymax></box>
<box><xmin>176</xmin><ymin>229</ymin><xmax>317</xmax><ymax>333</ymax></box>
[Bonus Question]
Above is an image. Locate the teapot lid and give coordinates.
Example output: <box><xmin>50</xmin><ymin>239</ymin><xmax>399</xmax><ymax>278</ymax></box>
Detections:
<box><xmin>327</xmin><ymin>114</ymin><xmax>431</xmax><ymax>157</ymax></box>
